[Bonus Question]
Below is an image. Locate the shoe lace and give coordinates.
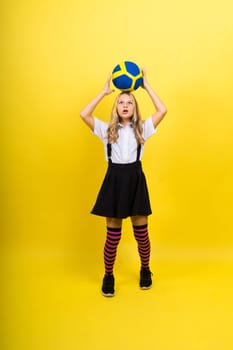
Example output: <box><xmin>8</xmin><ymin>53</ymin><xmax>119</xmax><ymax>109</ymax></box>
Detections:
<box><xmin>141</xmin><ymin>269</ymin><xmax>152</xmax><ymax>279</ymax></box>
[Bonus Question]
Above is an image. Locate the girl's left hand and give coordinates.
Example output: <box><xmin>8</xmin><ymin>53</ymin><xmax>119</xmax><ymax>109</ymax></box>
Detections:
<box><xmin>141</xmin><ymin>67</ymin><xmax>149</xmax><ymax>89</ymax></box>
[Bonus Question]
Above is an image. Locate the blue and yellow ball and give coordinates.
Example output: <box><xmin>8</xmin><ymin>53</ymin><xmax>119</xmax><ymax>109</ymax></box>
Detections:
<box><xmin>112</xmin><ymin>61</ymin><xmax>143</xmax><ymax>92</ymax></box>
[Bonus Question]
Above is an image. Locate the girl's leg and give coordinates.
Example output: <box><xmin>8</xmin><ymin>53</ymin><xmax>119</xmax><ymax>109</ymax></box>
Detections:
<box><xmin>131</xmin><ymin>215</ymin><xmax>150</xmax><ymax>269</ymax></box>
<box><xmin>101</xmin><ymin>217</ymin><xmax>122</xmax><ymax>297</ymax></box>
<box><xmin>131</xmin><ymin>215</ymin><xmax>152</xmax><ymax>289</ymax></box>
<box><xmin>104</xmin><ymin>217</ymin><xmax>122</xmax><ymax>275</ymax></box>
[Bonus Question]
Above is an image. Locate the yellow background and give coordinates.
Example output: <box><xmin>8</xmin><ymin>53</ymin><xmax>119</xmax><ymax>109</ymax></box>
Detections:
<box><xmin>2</xmin><ymin>0</ymin><xmax>233</xmax><ymax>349</ymax></box>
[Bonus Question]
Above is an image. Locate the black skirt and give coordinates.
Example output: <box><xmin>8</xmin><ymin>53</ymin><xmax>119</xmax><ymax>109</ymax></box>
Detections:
<box><xmin>91</xmin><ymin>161</ymin><xmax>152</xmax><ymax>218</ymax></box>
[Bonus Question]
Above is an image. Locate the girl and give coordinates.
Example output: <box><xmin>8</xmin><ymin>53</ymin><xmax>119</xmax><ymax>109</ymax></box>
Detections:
<box><xmin>80</xmin><ymin>69</ymin><xmax>167</xmax><ymax>297</ymax></box>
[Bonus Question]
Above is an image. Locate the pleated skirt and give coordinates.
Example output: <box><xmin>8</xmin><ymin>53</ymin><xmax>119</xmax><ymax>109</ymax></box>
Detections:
<box><xmin>91</xmin><ymin>161</ymin><xmax>152</xmax><ymax>219</ymax></box>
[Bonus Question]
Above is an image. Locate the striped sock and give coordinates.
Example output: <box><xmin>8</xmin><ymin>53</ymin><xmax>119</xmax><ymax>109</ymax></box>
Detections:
<box><xmin>104</xmin><ymin>227</ymin><xmax>122</xmax><ymax>275</ymax></box>
<box><xmin>133</xmin><ymin>224</ymin><xmax>151</xmax><ymax>269</ymax></box>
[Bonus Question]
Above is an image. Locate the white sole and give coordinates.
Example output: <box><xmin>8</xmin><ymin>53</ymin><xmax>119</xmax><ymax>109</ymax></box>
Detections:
<box><xmin>102</xmin><ymin>292</ymin><xmax>115</xmax><ymax>297</ymax></box>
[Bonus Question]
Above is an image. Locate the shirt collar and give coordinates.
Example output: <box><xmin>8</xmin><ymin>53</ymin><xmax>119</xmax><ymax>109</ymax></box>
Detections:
<box><xmin>118</xmin><ymin>122</ymin><xmax>133</xmax><ymax>128</ymax></box>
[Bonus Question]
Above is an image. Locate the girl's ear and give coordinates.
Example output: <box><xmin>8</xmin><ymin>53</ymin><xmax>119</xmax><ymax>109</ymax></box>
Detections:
<box><xmin>132</xmin><ymin>113</ymin><xmax>138</xmax><ymax>123</ymax></box>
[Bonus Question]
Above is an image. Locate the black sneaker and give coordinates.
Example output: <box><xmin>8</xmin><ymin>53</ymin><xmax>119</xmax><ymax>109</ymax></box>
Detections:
<box><xmin>140</xmin><ymin>268</ymin><xmax>152</xmax><ymax>289</ymax></box>
<box><xmin>101</xmin><ymin>274</ymin><xmax>115</xmax><ymax>297</ymax></box>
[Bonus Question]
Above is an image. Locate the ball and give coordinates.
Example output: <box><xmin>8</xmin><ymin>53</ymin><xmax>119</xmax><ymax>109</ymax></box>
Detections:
<box><xmin>111</xmin><ymin>61</ymin><xmax>143</xmax><ymax>92</ymax></box>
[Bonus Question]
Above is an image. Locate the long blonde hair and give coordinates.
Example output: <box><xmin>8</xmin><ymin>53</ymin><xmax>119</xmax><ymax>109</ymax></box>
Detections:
<box><xmin>107</xmin><ymin>92</ymin><xmax>144</xmax><ymax>144</ymax></box>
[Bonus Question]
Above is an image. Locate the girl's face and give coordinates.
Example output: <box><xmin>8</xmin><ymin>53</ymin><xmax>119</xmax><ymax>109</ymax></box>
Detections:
<box><xmin>116</xmin><ymin>94</ymin><xmax>135</xmax><ymax>124</ymax></box>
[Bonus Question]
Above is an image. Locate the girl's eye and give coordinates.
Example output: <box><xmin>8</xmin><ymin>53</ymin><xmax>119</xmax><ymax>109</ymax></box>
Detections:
<box><xmin>118</xmin><ymin>100</ymin><xmax>133</xmax><ymax>105</ymax></box>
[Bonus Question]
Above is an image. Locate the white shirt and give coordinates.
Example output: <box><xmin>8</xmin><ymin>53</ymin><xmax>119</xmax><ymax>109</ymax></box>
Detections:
<box><xmin>93</xmin><ymin>116</ymin><xmax>156</xmax><ymax>163</ymax></box>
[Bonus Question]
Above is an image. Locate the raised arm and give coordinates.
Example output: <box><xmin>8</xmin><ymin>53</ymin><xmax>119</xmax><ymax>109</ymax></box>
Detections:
<box><xmin>141</xmin><ymin>68</ymin><xmax>167</xmax><ymax>128</ymax></box>
<box><xmin>80</xmin><ymin>75</ymin><xmax>114</xmax><ymax>131</ymax></box>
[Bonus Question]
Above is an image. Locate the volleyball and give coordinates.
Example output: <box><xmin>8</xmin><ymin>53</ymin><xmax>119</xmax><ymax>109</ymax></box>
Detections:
<box><xmin>111</xmin><ymin>61</ymin><xmax>143</xmax><ymax>92</ymax></box>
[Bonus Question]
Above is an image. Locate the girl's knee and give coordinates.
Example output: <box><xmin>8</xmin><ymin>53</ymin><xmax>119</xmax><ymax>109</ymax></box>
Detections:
<box><xmin>131</xmin><ymin>215</ymin><xmax>148</xmax><ymax>226</ymax></box>
<box><xmin>106</xmin><ymin>217</ymin><xmax>122</xmax><ymax>228</ymax></box>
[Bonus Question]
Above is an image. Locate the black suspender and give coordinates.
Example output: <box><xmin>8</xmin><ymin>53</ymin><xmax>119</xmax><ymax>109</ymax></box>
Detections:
<box><xmin>107</xmin><ymin>143</ymin><xmax>112</xmax><ymax>163</ymax></box>
<box><xmin>107</xmin><ymin>143</ymin><xmax>141</xmax><ymax>163</ymax></box>
<box><xmin>136</xmin><ymin>143</ymin><xmax>141</xmax><ymax>161</ymax></box>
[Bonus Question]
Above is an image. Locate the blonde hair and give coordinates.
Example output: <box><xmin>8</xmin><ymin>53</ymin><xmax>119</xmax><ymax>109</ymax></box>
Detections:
<box><xmin>107</xmin><ymin>92</ymin><xmax>144</xmax><ymax>144</ymax></box>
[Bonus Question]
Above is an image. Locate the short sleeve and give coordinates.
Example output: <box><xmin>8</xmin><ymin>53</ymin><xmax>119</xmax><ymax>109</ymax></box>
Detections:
<box><xmin>142</xmin><ymin>117</ymin><xmax>157</xmax><ymax>141</ymax></box>
<box><xmin>93</xmin><ymin>117</ymin><xmax>108</xmax><ymax>141</ymax></box>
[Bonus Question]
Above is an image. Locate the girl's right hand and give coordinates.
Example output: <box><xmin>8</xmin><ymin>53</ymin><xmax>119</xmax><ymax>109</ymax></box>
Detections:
<box><xmin>102</xmin><ymin>74</ymin><xmax>115</xmax><ymax>95</ymax></box>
